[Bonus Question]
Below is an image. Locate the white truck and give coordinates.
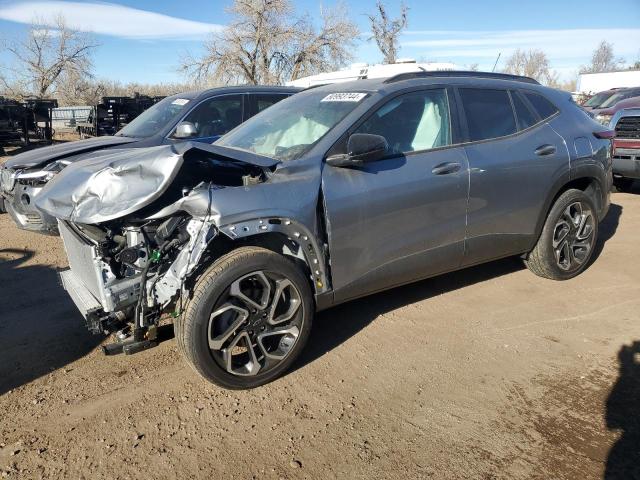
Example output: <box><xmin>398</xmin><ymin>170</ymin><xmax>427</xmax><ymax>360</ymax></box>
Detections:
<box><xmin>577</xmin><ymin>70</ymin><xmax>640</xmax><ymax>94</ymax></box>
<box><xmin>286</xmin><ymin>60</ymin><xmax>461</xmax><ymax>88</ymax></box>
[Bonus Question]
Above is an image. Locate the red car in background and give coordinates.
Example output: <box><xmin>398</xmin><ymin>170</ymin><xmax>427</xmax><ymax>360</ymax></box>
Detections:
<box><xmin>582</xmin><ymin>88</ymin><xmax>621</xmax><ymax>111</ymax></box>
<box><xmin>610</xmin><ymin>107</ymin><xmax>640</xmax><ymax>191</ymax></box>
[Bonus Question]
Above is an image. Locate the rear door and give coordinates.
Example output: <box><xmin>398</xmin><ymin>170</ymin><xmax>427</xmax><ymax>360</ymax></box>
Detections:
<box><xmin>459</xmin><ymin>87</ymin><xmax>569</xmax><ymax>266</ymax></box>
<box><xmin>322</xmin><ymin>87</ymin><xmax>470</xmax><ymax>302</ymax></box>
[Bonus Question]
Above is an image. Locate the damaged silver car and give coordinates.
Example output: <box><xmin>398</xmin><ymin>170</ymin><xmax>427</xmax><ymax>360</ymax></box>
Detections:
<box><xmin>37</xmin><ymin>72</ymin><xmax>613</xmax><ymax>389</ymax></box>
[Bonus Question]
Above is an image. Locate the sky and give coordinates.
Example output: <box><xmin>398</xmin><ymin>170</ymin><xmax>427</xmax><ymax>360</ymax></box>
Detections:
<box><xmin>0</xmin><ymin>0</ymin><xmax>639</xmax><ymax>85</ymax></box>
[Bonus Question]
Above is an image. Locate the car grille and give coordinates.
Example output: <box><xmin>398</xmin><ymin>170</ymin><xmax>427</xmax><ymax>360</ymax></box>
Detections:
<box><xmin>615</xmin><ymin>116</ymin><xmax>640</xmax><ymax>139</ymax></box>
<box><xmin>0</xmin><ymin>168</ymin><xmax>16</xmax><ymax>192</ymax></box>
<box><xmin>25</xmin><ymin>213</ymin><xmax>42</xmax><ymax>225</ymax></box>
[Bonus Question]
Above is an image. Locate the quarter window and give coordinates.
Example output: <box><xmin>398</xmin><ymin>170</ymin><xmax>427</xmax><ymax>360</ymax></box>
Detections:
<box><xmin>254</xmin><ymin>94</ymin><xmax>289</xmax><ymax>114</ymax></box>
<box><xmin>524</xmin><ymin>92</ymin><xmax>559</xmax><ymax>120</ymax></box>
<box><xmin>459</xmin><ymin>88</ymin><xmax>517</xmax><ymax>142</ymax></box>
<box><xmin>512</xmin><ymin>92</ymin><xmax>538</xmax><ymax>130</ymax></box>
<box><xmin>354</xmin><ymin>89</ymin><xmax>451</xmax><ymax>155</ymax></box>
<box><xmin>178</xmin><ymin>95</ymin><xmax>243</xmax><ymax>138</ymax></box>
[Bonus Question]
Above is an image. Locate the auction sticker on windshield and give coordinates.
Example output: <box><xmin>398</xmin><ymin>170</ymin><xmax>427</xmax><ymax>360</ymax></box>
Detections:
<box><xmin>171</xmin><ymin>98</ymin><xmax>190</xmax><ymax>106</ymax></box>
<box><xmin>321</xmin><ymin>93</ymin><xmax>367</xmax><ymax>102</ymax></box>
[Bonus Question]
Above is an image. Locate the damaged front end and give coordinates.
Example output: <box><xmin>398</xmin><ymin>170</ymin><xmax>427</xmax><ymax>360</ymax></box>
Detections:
<box><xmin>1</xmin><ymin>161</ymin><xmax>71</xmax><ymax>234</ymax></box>
<box><xmin>37</xmin><ymin>142</ymin><xmax>326</xmax><ymax>355</ymax></box>
<box><xmin>57</xmin><ymin>213</ymin><xmax>216</xmax><ymax>353</ymax></box>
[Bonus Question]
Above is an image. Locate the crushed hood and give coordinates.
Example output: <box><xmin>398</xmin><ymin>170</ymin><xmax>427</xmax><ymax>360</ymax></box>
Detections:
<box><xmin>3</xmin><ymin>136</ymin><xmax>138</xmax><ymax>170</ymax></box>
<box><xmin>35</xmin><ymin>142</ymin><xmax>279</xmax><ymax>224</ymax></box>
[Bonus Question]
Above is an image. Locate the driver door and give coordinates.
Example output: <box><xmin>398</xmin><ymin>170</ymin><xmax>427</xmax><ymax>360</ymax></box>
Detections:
<box><xmin>321</xmin><ymin>88</ymin><xmax>470</xmax><ymax>303</ymax></box>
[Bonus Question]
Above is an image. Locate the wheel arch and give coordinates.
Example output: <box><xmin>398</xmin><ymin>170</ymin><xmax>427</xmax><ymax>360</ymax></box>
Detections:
<box><xmin>205</xmin><ymin>217</ymin><xmax>330</xmax><ymax>297</ymax></box>
<box><xmin>534</xmin><ymin>172</ymin><xmax>605</xmax><ymax>243</ymax></box>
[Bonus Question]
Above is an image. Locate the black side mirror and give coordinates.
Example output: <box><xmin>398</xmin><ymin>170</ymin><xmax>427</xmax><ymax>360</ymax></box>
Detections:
<box><xmin>326</xmin><ymin>133</ymin><xmax>388</xmax><ymax>167</ymax></box>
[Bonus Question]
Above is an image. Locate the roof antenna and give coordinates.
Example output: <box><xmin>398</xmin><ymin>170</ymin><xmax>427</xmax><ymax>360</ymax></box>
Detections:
<box><xmin>492</xmin><ymin>53</ymin><xmax>501</xmax><ymax>72</ymax></box>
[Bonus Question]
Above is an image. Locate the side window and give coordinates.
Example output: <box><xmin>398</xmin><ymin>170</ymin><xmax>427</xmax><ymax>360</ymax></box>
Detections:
<box><xmin>179</xmin><ymin>95</ymin><xmax>242</xmax><ymax>138</ymax></box>
<box><xmin>354</xmin><ymin>89</ymin><xmax>451</xmax><ymax>155</ymax></box>
<box><xmin>254</xmin><ymin>94</ymin><xmax>289</xmax><ymax>114</ymax></box>
<box><xmin>512</xmin><ymin>92</ymin><xmax>538</xmax><ymax>130</ymax></box>
<box><xmin>524</xmin><ymin>92</ymin><xmax>559</xmax><ymax>120</ymax></box>
<box><xmin>459</xmin><ymin>88</ymin><xmax>517</xmax><ymax>141</ymax></box>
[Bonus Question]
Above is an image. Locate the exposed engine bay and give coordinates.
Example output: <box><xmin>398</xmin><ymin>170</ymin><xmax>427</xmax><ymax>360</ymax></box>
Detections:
<box><xmin>40</xmin><ymin>142</ymin><xmax>329</xmax><ymax>355</ymax></box>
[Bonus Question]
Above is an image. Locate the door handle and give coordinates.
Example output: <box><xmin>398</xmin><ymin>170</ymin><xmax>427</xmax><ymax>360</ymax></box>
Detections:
<box><xmin>534</xmin><ymin>144</ymin><xmax>556</xmax><ymax>156</ymax></box>
<box><xmin>431</xmin><ymin>162</ymin><xmax>461</xmax><ymax>175</ymax></box>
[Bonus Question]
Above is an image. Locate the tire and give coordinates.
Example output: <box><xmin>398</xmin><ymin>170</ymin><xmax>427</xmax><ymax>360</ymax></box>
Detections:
<box><xmin>0</xmin><ymin>196</ymin><xmax>5</xmax><ymax>214</ymax></box>
<box><xmin>613</xmin><ymin>177</ymin><xmax>634</xmax><ymax>192</ymax></box>
<box><xmin>524</xmin><ymin>189</ymin><xmax>598</xmax><ymax>280</ymax></box>
<box><xmin>174</xmin><ymin>246</ymin><xmax>314</xmax><ymax>389</ymax></box>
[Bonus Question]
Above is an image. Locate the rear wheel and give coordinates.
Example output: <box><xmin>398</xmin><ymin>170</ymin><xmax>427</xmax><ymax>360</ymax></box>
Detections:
<box><xmin>174</xmin><ymin>246</ymin><xmax>313</xmax><ymax>389</ymax></box>
<box><xmin>525</xmin><ymin>189</ymin><xmax>598</xmax><ymax>280</ymax></box>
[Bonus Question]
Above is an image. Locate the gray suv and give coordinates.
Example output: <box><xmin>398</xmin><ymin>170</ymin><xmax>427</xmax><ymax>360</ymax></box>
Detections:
<box><xmin>36</xmin><ymin>72</ymin><xmax>613</xmax><ymax>389</ymax></box>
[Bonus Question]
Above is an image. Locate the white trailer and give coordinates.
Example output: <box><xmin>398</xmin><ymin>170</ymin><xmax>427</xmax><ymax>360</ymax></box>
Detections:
<box><xmin>577</xmin><ymin>70</ymin><xmax>640</xmax><ymax>94</ymax></box>
<box><xmin>286</xmin><ymin>60</ymin><xmax>461</xmax><ymax>88</ymax></box>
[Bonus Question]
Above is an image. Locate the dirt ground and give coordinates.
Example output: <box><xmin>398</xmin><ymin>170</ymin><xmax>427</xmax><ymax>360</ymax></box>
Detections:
<box><xmin>0</xmin><ymin>178</ymin><xmax>639</xmax><ymax>479</ymax></box>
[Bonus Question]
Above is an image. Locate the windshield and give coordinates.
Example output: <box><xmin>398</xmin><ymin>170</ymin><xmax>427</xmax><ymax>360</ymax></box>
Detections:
<box><xmin>217</xmin><ymin>91</ymin><xmax>367</xmax><ymax>161</ymax></box>
<box><xmin>599</xmin><ymin>90</ymin><xmax>640</xmax><ymax>109</ymax></box>
<box><xmin>584</xmin><ymin>91</ymin><xmax>614</xmax><ymax>108</ymax></box>
<box><xmin>116</xmin><ymin>95</ymin><xmax>194</xmax><ymax>138</ymax></box>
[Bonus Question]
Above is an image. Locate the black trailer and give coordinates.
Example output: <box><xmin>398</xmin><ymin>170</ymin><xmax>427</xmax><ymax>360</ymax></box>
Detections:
<box><xmin>77</xmin><ymin>94</ymin><xmax>165</xmax><ymax>138</ymax></box>
<box><xmin>0</xmin><ymin>96</ymin><xmax>58</xmax><ymax>154</ymax></box>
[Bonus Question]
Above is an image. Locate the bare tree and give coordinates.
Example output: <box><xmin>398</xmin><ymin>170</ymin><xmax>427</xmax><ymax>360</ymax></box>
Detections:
<box><xmin>367</xmin><ymin>1</ymin><xmax>408</xmax><ymax>64</ymax></box>
<box><xmin>180</xmin><ymin>0</ymin><xmax>359</xmax><ymax>85</ymax></box>
<box><xmin>56</xmin><ymin>69</ymin><xmax>105</xmax><ymax>106</ymax></box>
<box><xmin>503</xmin><ymin>49</ymin><xmax>556</xmax><ymax>85</ymax></box>
<box><xmin>4</xmin><ymin>16</ymin><xmax>98</xmax><ymax>98</ymax></box>
<box><xmin>580</xmin><ymin>41</ymin><xmax>624</xmax><ymax>73</ymax></box>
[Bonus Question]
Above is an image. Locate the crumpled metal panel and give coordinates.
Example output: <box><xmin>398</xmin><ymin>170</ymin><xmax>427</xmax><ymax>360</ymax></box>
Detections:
<box><xmin>36</xmin><ymin>145</ymin><xmax>183</xmax><ymax>224</ymax></box>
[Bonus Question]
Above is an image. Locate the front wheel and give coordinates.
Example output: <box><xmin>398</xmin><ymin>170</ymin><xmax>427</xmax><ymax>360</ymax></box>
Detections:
<box><xmin>174</xmin><ymin>247</ymin><xmax>314</xmax><ymax>389</ymax></box>
<box><xmin>524</xmin><ymin>189</ymin><xmax>598</xmax><ymax>280</ymax></box>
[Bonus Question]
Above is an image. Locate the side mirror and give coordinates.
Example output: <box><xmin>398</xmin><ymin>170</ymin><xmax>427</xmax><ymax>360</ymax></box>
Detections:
<box><xmin>173</xmin><ymin>121</ymin><xmax>198</xmax><ymax>139</ymax></box>
<box><xmin>326</xmin><ymin>133</ymin><xmax>388</xmax><ymax>167</ymax></box>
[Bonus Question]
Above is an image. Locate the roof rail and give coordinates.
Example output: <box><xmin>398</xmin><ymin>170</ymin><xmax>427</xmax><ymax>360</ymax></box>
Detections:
<box><xmin>383</xmin><ymin>70</ymin><xmax>540</xmax><ymax>85</ymax></box>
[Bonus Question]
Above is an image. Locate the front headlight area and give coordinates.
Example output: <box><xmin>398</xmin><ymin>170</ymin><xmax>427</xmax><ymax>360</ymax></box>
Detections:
<box><xmin>595</xmin><ymin>114</ymin><xmax>613</xmax><ymax>126</ymax></box>
<box><xmin>15</xmin><ymin>160</ymin><xmax>71</xmax><ymax>186</ymax></box>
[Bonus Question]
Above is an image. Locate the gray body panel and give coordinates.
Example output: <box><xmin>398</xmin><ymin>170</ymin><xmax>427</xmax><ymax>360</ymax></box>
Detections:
<box><xmin>462</xmin><ymin>122</ymin><xmax>570</xmax><ymax>265</ymax></box>
<box><xmin>322</xmin><ymin>146</ymin><xmax>469</xmax><ymax>303</ymax></box>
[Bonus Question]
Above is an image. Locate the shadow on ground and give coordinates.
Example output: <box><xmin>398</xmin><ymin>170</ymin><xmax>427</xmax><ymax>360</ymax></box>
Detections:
<box><xmin>605</xmin><ymin>341</ymin><xmax>640</xmax><ymax>479</ymax></box>
<box><xmin>0</xmin><ymin>248</ymin><xmax>101</xmax><ymax>395</ymax></box>
<box><xmin>296</xmin><ymin>202</ymin><xmax>623</xmax><ymax>373</ymax></box>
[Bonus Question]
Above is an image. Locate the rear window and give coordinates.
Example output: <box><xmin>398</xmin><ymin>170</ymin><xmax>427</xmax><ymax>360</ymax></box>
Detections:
<box><xmin>459</xmin><ymin>88</ymin><xmax>517</xmax><ymax>142</ymax></box>
<box><xmin>524</xmin><ymin>92</ymin><xmax>559</xmax><ymax>119</ymax></box>
<box><xmin>512</xmin><ymin>92</ymin><xmax>538</xmax><ymax>130</ymax></box>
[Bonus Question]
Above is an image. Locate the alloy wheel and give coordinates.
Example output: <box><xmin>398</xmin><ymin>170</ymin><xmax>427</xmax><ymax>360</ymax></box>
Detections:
<box><xmin>207</xmin><ymin>270</ymin><xmax>303</xmax><ymax>377</ymax></box>
<box><xmin>552</xmin><ymin>201</ymin><xmax>595</xmax><ymax>272</ymax></box>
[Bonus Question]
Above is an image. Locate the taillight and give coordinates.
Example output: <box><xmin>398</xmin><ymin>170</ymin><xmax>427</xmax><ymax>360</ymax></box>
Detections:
<box><xmin>593</xmin><ymin>130</ymin><xmax>615</xmax><ymax>139</ymax></box>
<box><xmin>593</xmin><ymin>130</ymin><xmax>615</xmax><ymax>159</ymax></box>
